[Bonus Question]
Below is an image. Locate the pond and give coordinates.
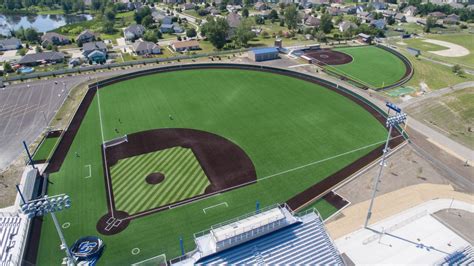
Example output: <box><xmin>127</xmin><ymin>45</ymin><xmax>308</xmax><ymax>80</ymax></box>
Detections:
<box><xmin>0</xmin><ymin>14</ymin><xmax>93</xmax><ymax>36</ymax></box>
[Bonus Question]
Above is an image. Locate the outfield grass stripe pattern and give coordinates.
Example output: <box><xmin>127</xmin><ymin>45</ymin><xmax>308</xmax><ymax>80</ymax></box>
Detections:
<box><xmin>111</xmin><ymin>147</ymin><xmax>210</xmax><ymax>214</ymax></box>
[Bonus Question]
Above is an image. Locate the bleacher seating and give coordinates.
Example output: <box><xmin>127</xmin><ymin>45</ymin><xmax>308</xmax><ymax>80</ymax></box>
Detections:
<box><xmin>196</xmin><ymin>213</ymin><xmax>343</xmax><ymax>265</ymax></box>
<box><xmin>441</xmin><ymin>246</ymin><xmax>474</xmax><ymax>266</ymax></box>
<box><xmin>0</xmin><ymin>216</ymin><xmax>22</xmax><ymax>265</ymax></box>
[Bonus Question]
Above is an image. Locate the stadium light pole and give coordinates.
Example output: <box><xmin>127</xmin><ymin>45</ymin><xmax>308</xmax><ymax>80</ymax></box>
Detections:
<box><xmin>364</xmin><ymin>111</ymin><xmax>406</xmax><ymax>229</ymax></box>
<box><xmin>20</xmin><ymin>194</ymin><xmax>75</xmax><ymax>265</ymax></box>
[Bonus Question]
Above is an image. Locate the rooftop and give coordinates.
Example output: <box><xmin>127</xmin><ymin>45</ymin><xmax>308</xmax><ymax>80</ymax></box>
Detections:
<box><xmin>251</xmin><ymin>47</ymin><xmax>279</xmax><ymax>55</ymax></box>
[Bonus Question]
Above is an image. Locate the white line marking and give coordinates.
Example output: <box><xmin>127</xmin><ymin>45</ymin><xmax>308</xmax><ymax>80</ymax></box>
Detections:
<box><xmin>203</xmin><ymin>202</ymin><xmax>228</xmax><ymax>214</ymax></box>
<box><xmin>96</xmin><ymin>84</ymin><xmax>115</xmax><ymax>218</ymax></box>
<box><xmin>62</xmin><ymin>222</ymin><xmax>71</xmax><ymax>229</ymax></box>
<box><xmin>288</xmin><ymin>64</ymin><xmax>311</xmax><ymax>68</ymax></box>
<box><xmin>84</xmin><ymin>164</ymin><xmax>92</xmax><ymax>178</ymax></box>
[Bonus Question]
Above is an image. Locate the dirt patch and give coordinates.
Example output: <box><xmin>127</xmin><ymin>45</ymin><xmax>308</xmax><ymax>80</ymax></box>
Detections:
<box><xmin>424</xmin><ymin>39</ymin><xmax>470</xmax><ymax>58</ymax></box>
<box><xmin>304</xmin><ymin>49</ymin><xmax>353</xmax><ymax>65</ymax></box>
<box><xmin>145</xmin><ymin>172</ymin><xmax>165</xmax><ymax>185</ymax></box>
<box><xmin>96</xmin><ymin>211</ymin><xmax>130</xmax><ymax>235</ymax></box>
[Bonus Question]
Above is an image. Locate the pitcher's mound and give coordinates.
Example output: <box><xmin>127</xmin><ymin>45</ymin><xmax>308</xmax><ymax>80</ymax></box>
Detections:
<box><xmin>146</xmin><ymin>173</ymin><xmax>165</xmax><ymax>185</ymax></box>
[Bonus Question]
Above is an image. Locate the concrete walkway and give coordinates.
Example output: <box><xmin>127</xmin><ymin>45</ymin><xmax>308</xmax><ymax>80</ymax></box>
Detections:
<box><xmin>334</xmin><ymin>197</ymin><xmax>473</xmax><ymax>264</ymax></box>
<box><xmin>326</xmin><ymin>183</ymin><xmax>474</xmax><ymax>240</ymax></box>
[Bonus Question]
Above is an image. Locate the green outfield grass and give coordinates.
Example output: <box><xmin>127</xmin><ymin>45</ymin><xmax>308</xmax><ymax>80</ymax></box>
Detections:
<box><xmin>37</xmin><ymin>69</ymin><xmax>387</xmax><ymax>265</ymax></box>
<box><xmin>32</xmin><ymin>136</ymin><xmax>60</xmax><ymax>161</ymax></box>
<box><xmin>330</xmin><ymin>46</ymin><xmax>408</xmax><ymax>89</ymax></box>
<box><xmin>111</xmin><ymin>147</ymin><xmax>210</xmax><ymax>214</ymax></box>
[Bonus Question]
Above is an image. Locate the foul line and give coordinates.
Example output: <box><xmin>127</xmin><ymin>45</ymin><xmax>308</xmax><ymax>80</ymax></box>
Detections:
<box><xmin>96</xmin><ymin>84</ymin><xmax>115</xmax><ymax>219</ymax></box>
<box><xmin>84</xmin><ymin>164</ymin><xmax>92</xmax><ymax>178</ymax></box>
<box><xmin>203</xmin><ymin>202</ymin><xmax>228</xmax><ymax>214</ymax></box>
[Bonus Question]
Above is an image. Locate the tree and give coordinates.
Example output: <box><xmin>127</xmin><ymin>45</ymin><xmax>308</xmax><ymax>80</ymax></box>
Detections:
<box><xmin>335</xmin><ymin>14</ymin><xmax>344</xmax><ymax>25</ymax></box>
<box><xmin>234</xmin><ymin>18</ymin><xmax>255</xmax><ymax>47</ymax></box>
<box><xmin>242</xmin><ymin>8</ymin><xmax>249</xmax><ymax>18</ymax></box>
<box><xmin>254</xmin><ymin>15</ymin><xmax>265</xmax><ymax>25</ymax></box>
<box><xmin>319</xmin><ymin>13</ymin><xmax>333</xmax><ymax>34</ymax></box>
<box><xmin>3</xmin><ymin>62</ymin><xmax>13</xmax><ymax>73</ymax></box>
<box><xmin>142</xmin><ymin>15</ymin><xmax>154</xmax><ymax>28</ymax></box>
<box><xmin>35</xmin><ymin>46</ymin><xmax>42</xmax><ymax>53</ymax></box>
<box><xmin>102</xmin><ymin>21</ymin><xmax>115</xmax><ymax>34</ymax></box>
<box><xmin>452</xmin><ymin>64</ymin><xmax>464</xmax><ymax>76</ymax></box>
<box><xmin>143</xmin><ymin>30</ymin><xmax>158</xmax><ymax>43</ymax></box>
<box><xmin>284</xmin><ymin>4</ymin><xmax>299</xmax><ymax>30</ymax></box>
<box><xmin>134</xmin><ymin>6</ymin><xmax>152</xmax><ymax>24</ymax></box>
<box><xmin>186</xmin><ymin>28</ymin><xmax>197</xmax><ymax>38</ymax></box>
<box><xmin>105</xmin><ymin>8</ymin><xmax>116</xmax><ymax>22</ymax></box>
<box><xmin>424</xmin><ymin>15</ymin><xmax>437</xmax><ymax>32</ymax></box>
<box><xmin>24</xmin><ymin>28</ymin><xmax>40</xmax><ymax>43</ymax></box>
<box><xmin>201</xmin><ymin>17</ymin><xmax>229</xmax><ymax>49</ymax></box>
<box><xmin>268</xmin><ymin>9</ymin><xmax>279</xmax><ymax>20</ymax></box>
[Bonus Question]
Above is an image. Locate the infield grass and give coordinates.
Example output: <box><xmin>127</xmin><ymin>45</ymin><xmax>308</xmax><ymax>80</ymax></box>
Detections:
<box><xmin>330</xmin><ymin>46</ymin><xmax>407</xmax><ymax>89</ymax></box>
<box><xmin>111</xmin><ymin>147</ymin><xmax>210</xmax><ymax>214</ymax></box>
<box><xmin>37</xmin><ymin>69</ymin><xmax>387</xmax><ymax>265</ymax></box>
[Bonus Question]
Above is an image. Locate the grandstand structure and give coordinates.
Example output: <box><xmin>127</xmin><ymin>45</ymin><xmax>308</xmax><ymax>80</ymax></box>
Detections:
<box><xmin>0</xmin><ymin>166</ymin><xmax>39</xmax><ymax>266</ymax></box>
<box><xmin>171</xmin><ymin>204</ymin><xmax>343</xmax><ymax>265</ymax></box>
<box><xmin>440</xmin><ymin>246</ymin><xmax>474</xmax><ymax>265</ymax></box>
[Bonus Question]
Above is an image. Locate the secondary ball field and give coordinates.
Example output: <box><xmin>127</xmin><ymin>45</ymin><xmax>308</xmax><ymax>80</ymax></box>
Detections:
<box><xmin>323</xmin><ymin>46</ymin><xmax>408</xmax><ymax>89</ymax></box>
<box><xmin>36</xmin><ymin>68</ymin><xmax>390</xmax><ymax>265</ymax></box>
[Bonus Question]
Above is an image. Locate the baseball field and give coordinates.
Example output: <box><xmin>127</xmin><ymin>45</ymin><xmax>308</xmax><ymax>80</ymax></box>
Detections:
<box><xmin>35</xmin><ymin>67</ymin><xmax>390</xmax><ymax>265</ymax></box>
<box><xmin>330</xmin><ymin>46</ymin><xmax>408</xmax><ymax>89</ymax></box>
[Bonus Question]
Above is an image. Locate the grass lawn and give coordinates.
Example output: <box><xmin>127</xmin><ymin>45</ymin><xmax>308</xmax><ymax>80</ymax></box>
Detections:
<box><xmin>111</xmin><ymin>147</ymin><xmax>210</xmax><ymax>214</ymax></box>
<box><xmin>330</xmin><ymin>46</ymin><xmax>407</xmax><ymax>89</ymax></box>
<box><xmin>37</xmin><ymin>69</ymin><xmax>387</xmax><ymax>265</ymax></box>
<box><xmin>32</xmin><ymin>137</ymin><xmax>60</xmax><ymax>161</ymax></box>
<box><xmin>407</xmin><ymin>88</ymin><xmax>474</xmax><ymax>148</ymax></box>
<box><xmin>296</xmin><ymin>199</ymin><xmax>339</xmax><ymax>220</ymax></box>
<box><xmin>400</xmin><ymin>33</ymin><xmax>474</xmax><ymax>69</ymax></box>
<box><xmin>401</xmin><ymin>49</ymin><xmax>472</xmax><ymax>91</ymax></box>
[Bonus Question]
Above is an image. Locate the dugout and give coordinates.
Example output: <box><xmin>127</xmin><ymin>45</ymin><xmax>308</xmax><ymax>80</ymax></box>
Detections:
<box><xmin>248</xmin><ymin>47</ymin><xmax>279</xmax><ymax>62</ymax></box>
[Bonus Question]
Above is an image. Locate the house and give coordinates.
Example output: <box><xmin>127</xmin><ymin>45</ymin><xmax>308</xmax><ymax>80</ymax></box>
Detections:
<box><xmin>305</xmin><ymin>16</ymin><xmax>321</xmax><ymax>27</ymax></box>
<box><xmin>328</xmin><ymin>7</ymin><xmax>344</xmax><ymax>16</ymax></box>
<box><xmin>371</xmin><ymin>2</ymin><xmax>387</xmax><ymax>10</ymax></box>
<box><xmin>152</xmin><ymin>10</ymin><xmax>167</xmax><ymax>22</ymax></box>
<box><xmin>227</xmin><ymin>12</ymin><xmax>242</xmax><ymax>28</ymax></box>
<box><xmin>0</xmin><ymin>38</ymin><xmax>21</xmax><ymax>51</ymax></box>
<box><xmin>41</xmin><ymin>32</ymin><xmax>70</xmax><ymax>47</ymax></box>
<box><xmin>171</xmin><ymin>40</ymin><xmax>200</xmax><ymax>52</ymax></box>
<box><xmin>344</xmin><ymin>6</ymin><xmax>357</xmax><ymax>14</ymax></box>
<box><xmin>356</xmin><ymin>5</ymin><xmax>365</xmax><ymax>14</ymax></box>
<box><xmin>443</xmin><ymin>14</ymin><xmax>460</xmax><ymax>24</ymax></box>
<box><xmin>173</xmin><ymin>24</ymin><xmax>184</xmax><ymax>33</ymax></box>
<box><xmin>402</xmin><ymin>5</ymin><xmax>417</xmax><ymax>16</ymax></box>
<box><xmin>76</xmin><ymin>30</ymin><xmax>96</xmax><ymax>44</ymax></box>
<box><xmin>395</xmin><ymin>13</ymin><xmax>406</xmax><ymax>22</ymax></box>
<box><xmin>254</xmin><ymin>1</ymin><xmax>267</xmax><ymax>11</ymax></box>
<box><xmin>357</xmin><ymin>12</ymin><xmax>373</xmax><ymax>23</ymax></box>
<box><xmin>358</xmin><ymin>33</ymin><xmax>372</xmax><ymax>43</ymax></box>
<box><xmin>382</xmin><ymin>10</ymin><xmax>396</xmax><ymax>18</ymax></box>
<box><xmin>428</xmin><ymin>11</ymin><xmax>446</xmax><ymax>19</ymax></box>
<box><xmin>86</xmin><ymin>50</ymin><xmax>106</xmax><ymax>63</ymax></box>
<box><xmin>370</xmin><ymin>19</ymin><xmax>386</xmax><ymax>30</ymax></box>
<box><xmin>160</xmin><ymin>24</ymin><xmax>175</xmax><ymax>33</ymax></box>
<box><xmin>18</xmin><ymin>52</ymin><xmax>64</xmax><ymax>66</ymax></box>
<box><xmin>82</xmin><ymin>41</ymin><xmax>107</xmax><ymax>57</ymax></box>
<box><xmin>339</xmin><ymin>21</ymin><xmax>358</xmax><ymax>32</ymax></box>
<box><xmin>248</xmin><ymin>47</ymin><xmax>279</xmax><ymax>62</ymax></box>
<box><xmin>226</xmin><ymin>5</ymin><xmax>242</xmax><ymax>13</ymax></box>
<box><xmin>162</xmin><ymin>16</ymin><xmax>174</xmax><ymax>25</ymax></box>
<box><xmin>133</xmin><ymin>41</ymin><xmax>161</xmax><ymax>55</ymax></box>
<box><xmin>183</xmin><ymin>3</ymin><xmax>196</xmax><ymax>10</ymax></box>
<box><xmin>124</xmin><ymin>24</ymin><xmax>146</xmax><ymax>41</ymax></box>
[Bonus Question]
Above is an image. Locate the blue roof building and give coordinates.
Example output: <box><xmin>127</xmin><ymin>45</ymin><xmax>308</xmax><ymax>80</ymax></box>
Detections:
<box><xmin>248</xmin><ymin>47</ymin><xmax>279</xmax><ymax>62</ymax></box>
